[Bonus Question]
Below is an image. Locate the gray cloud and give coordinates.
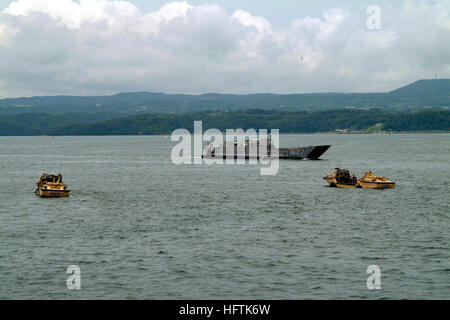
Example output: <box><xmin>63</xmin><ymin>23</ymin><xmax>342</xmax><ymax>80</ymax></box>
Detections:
<box><xmin>0</xmin><ymin>0</ymin><xmax>449</xmax><ymax>98</ymax></box>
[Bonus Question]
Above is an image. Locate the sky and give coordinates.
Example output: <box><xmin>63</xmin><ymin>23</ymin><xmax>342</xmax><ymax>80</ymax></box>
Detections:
<box><xmin>0</xmin><ymin>0</ymin><xmax>449</xmax><ymax>98</ymax></box>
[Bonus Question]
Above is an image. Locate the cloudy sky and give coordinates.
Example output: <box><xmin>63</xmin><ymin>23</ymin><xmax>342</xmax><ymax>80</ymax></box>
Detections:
<box><xmin>0</xmin><ymin>0</ymin><xmax>449</xmax><ymax>98</ymax></box>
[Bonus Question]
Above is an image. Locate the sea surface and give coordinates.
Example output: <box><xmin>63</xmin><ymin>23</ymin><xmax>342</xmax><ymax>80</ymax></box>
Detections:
<box><xmin>0</xmin><ymin>134</ymin><xmax>449</xmax><ymax>299</ymax></box>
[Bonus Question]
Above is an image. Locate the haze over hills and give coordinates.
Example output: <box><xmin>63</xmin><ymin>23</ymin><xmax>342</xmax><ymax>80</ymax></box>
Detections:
<box><xmin>0</xmin><ymin>79</ymin><xmax>449</xmax><ymax>116</ymax></box>
<box><xmin>0</xmin><ymin>79</ymin><xmax>449</xmax><ymax>135</ymax></box>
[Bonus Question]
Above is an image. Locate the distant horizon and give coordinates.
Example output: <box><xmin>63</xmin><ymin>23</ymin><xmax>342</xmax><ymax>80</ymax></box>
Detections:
<box><xmin>1</xmin><ymin>78</ymin><xmax>449</xmax><ymax>100</ymax></box>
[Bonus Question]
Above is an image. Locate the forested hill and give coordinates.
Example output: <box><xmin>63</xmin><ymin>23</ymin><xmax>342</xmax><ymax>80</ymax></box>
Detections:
<box><xmin>1</xmin><ymin>109</ymin><xmax>449</xmax><ymax>136</ymax></box>
<box><xmin>0</xmin><ymin>79</ymin><xmax>449</xmax><ymax>115</ymax></box>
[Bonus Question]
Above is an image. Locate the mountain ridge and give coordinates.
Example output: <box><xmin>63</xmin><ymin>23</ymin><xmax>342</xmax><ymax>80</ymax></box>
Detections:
<box><xmin>0</xmin><ymin>79</ymin><xmax>449</xmax><ymax>115</ymax></box>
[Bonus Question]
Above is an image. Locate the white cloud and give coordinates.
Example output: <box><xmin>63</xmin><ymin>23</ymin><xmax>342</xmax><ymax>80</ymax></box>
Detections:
<box><xmin>0</xmin><ymin>0</ymin><xmax>449</xmax><ymax>97</ymax></box>
<box><xmin>232</xmin><ymin>9</ymin><xmax>272</xmax><ymax>33</ymax></box>
<box><xmin>293</xmin><ymin>8</ymin><xmax>347</xmax><ymax>41</ymax></box>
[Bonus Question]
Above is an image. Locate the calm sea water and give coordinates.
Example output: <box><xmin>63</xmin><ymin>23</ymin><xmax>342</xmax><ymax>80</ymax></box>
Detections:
<box><xmin>0</xmin><ymin>134</ymin><xmax>449</xmax><ymax>299</ymax></box>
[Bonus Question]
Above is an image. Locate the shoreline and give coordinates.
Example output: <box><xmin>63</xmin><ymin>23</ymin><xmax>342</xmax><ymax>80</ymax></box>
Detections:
<box><xmin>1</xmin><ymin>131</ymin><xmax>449</xmax><ymax>137</ymax></box>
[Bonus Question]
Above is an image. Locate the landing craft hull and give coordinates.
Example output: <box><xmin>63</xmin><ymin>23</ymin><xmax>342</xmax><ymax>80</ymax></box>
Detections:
<box><xmin>280</xmin><ymin>145</ymin><xmax>331</xmax><ymax>160</ymax></box>
<box><xmin>203</xmin><ymin>145</ymin><xmax>331</xmax><ymax>160</ymax></box>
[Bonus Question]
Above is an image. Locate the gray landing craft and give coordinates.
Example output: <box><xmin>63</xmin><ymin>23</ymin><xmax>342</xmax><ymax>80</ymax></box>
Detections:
<box><xmin>202</xmin><ymin>135</ymin><xmax>330</xmax><ymax>160</ymax></box>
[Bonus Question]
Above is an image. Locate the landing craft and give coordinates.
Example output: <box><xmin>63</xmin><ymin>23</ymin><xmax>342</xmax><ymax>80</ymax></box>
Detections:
<box><xmin>203</xmin><ymin>135</ymin><xmax>330</xmax><ymax>160</ymax></box>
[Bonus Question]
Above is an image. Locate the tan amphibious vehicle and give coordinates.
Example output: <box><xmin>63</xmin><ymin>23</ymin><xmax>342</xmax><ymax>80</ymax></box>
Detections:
<box><xmin>323</xmin><ymin>168</ymin><xmax>359</xmax><ymax>188</ymax></box>
<box><xmin>323</xmin><ymin>168</ymin><xmax>395</xmax><ymax>189</ymax></box>
<box><xmin>35</xmin><ymin>173</ymin><xmax>70</xmax><ymax>198</ymax></box>
<box><xmin>358</xmin><ymin>171</ymin><xmax>396</xmax><ymax>189</ymax></box>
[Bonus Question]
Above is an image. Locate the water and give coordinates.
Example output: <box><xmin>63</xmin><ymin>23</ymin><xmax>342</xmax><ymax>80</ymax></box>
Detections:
<box><xmin>0</xmin><ymin>134</ymin><xmax>449</xmax><ymax>299</ymax></box>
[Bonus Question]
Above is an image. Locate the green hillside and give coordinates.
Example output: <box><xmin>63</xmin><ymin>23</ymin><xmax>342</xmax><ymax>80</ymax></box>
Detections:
<box><xmin>0</xmin><ymin>79</ymin><xmax>449</xmax><ymax>116</ymax></box>
<box><xmin>1</xmin><ymin>109</ymin><xmax>448</xmax><ymax>136</ymax></box>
